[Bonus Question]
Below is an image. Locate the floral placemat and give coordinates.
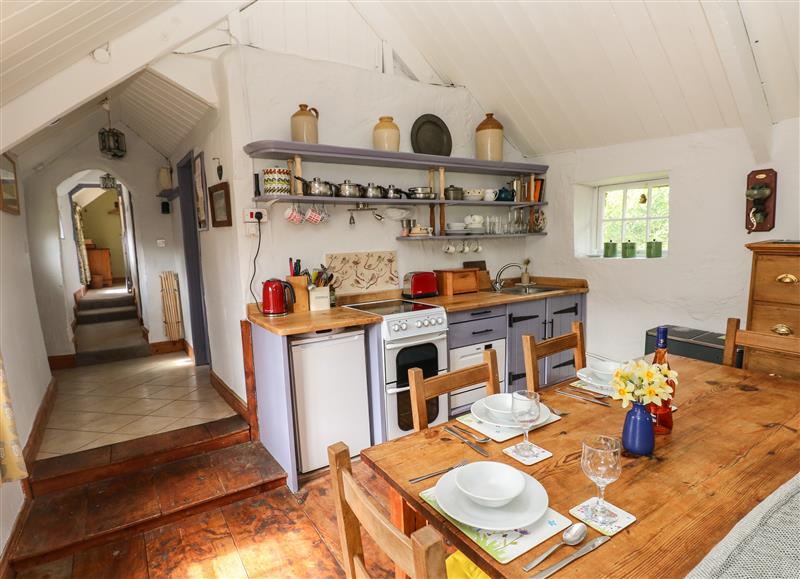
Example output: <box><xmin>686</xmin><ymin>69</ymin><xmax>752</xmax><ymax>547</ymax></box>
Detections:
<box><xmin>456</xmin><ymin>412</ymin><xmax>561</xmax><ymax>443</ymax></box>
<box><xmin>570</xmin><ymin>379</ymin><xmax>613</xmax><ymax>396</ymax></box>
<box><xmin>420</xmin><ymin>488</ymin><xmax>571</xmax><ymax>564</ymax></box>
<box><xmin>569</xmin><ymin>498</ymin><xmax>636</xmax><ymax>536</ymax></box>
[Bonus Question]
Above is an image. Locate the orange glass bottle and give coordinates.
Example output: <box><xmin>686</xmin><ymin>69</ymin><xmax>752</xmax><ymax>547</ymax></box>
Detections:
<box><xmin>649</xmin><ymin>326</ymin><xmax>674</xmax><ymax>434</ymax></box>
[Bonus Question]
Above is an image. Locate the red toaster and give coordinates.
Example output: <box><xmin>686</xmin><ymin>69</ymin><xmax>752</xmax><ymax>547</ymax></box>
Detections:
<box><xmin>402</xmin><ymin>271</ymin><xmax>438</xmax><ymax>299</ymax></box>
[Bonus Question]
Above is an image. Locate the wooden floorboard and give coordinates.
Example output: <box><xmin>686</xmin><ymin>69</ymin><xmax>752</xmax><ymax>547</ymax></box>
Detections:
<box><xmin>13</xmin><ymin>468</ymin><xmax>394</xmax><ymax>579</ymax></box>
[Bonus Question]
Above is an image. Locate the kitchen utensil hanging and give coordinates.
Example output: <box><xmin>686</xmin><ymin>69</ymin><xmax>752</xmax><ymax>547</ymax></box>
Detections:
<box><xmin>347</xmin><ymin>203</ymin><xmax>384</xmax><ymax>225</ymax></box>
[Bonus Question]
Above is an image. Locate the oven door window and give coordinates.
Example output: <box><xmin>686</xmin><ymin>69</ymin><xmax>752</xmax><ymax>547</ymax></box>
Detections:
<box><xmin>395</xmin><ymin>343</ymin><xmax>440</xmax><ymax>432</ymax></box>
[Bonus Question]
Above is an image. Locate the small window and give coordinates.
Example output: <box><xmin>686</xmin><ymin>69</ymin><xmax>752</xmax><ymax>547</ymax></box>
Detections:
<box><xmin>597</xmin><ymin>179</ymin><xmax>669</xmax><ymax>255</ymax></box>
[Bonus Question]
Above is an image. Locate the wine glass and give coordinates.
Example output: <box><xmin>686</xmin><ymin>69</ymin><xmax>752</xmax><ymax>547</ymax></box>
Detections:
<box><xmin>511</xmin><ymin>389</ymin><xmax>541</xmax><ymax>457</ymax></box>
<box><xmin>581</xmin><ymin>435</ymin><xmax>622</xmax><ymax>525</ymax></box>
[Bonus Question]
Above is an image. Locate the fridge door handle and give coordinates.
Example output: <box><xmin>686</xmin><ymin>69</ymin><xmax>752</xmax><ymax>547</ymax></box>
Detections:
<box><xmin>385</xmin><ymin>333</ymin><xmax>448</xmax><ymax>350</ymax></box>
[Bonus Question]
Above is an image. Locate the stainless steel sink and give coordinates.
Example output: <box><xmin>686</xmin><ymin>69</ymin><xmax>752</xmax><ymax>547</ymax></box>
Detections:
<box><xmin>497</xmin><ymin>285</ymin><xmax>562</xmax><ymax>295</ymax></box>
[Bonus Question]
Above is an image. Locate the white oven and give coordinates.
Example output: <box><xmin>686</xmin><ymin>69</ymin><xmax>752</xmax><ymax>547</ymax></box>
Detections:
<box><xmin>383</xmin><ymin>330</ymin><xmax>449</xmax><ymax>439</ymax></box>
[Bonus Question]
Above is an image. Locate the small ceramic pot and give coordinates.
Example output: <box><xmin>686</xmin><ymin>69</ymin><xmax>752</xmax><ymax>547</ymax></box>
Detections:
<box><xmin>622</xmin><ymin>403</ymin><xmax>655</xmax><ymax>456</ymax></box>
<box><xmin>373</xmin><ymin>116</ymin><xmax>400</xmax><ymax>152</ymax></box>
<box><xmin>475</xmin><ymin>113</ymin><xmax>503</xmax><ymax>161</ymax></box>
<box><xmin>291</xmin><ymin>104</ymin><xmax>319</xmax><ymax>143</ymax></box>
<box><xmin>263</xmin><ymin>167</ymin><xmax>292</xmax><ymax>195</ymax></box>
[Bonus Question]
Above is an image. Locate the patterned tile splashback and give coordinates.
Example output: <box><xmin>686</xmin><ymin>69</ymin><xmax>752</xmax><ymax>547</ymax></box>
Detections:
<box><xmin>325</xmin><ymin>251</ymin><xmax>399</xmax><ymax>294</ymax></box>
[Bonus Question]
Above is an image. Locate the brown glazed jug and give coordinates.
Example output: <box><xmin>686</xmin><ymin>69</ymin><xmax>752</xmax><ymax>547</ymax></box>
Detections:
<box><xmin>475</xmin><ymin>113</ymin><xmax>503</xmax><ymax>161</ymax></box>
<box><xmin>291</xmin><ymin>104</ymin><xmax>319</xmax><ymax>143</ymax></box>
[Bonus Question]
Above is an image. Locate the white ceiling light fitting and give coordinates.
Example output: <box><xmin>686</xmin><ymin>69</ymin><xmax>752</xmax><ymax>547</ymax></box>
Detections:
<box><xmin>92</xmin><ymin>44</ymin><xmax>111</xmax><ymax>64</ymax></box>
<box><xmin>98</xmin><ymin>98</ymin><xmax>126</xmax><ymax>159</ymax></box>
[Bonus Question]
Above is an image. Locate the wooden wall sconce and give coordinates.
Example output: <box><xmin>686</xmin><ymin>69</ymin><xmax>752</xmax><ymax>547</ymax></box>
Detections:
<box><xmin>745</xmin><ymin>169</ymin><xmax>776</xmax><ymax>234</ymax></box>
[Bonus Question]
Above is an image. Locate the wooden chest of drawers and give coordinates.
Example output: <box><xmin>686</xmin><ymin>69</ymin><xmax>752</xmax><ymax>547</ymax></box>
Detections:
<box><xmin>746</xmin><ymin>241</ymin><xmax>800</xmax><ymax>378</ymax></box>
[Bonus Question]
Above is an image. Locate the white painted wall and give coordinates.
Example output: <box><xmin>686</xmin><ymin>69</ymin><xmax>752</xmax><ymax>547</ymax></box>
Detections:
<box><xmin>0</xmin><ymin>155</ymin><xmax>52</xmax><ymax>553</ymax></box>
<box><xmin>18</xmin><ymin>124</ymin><xmax>182</xmax><ymax>352</ymax></box>
<box><xmin>528</xmin><ymin>118</ymin><xmax>800</xmax><ymax>361</ymax></box>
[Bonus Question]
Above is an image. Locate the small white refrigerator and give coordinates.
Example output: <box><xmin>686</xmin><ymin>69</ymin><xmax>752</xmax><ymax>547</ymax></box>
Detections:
<box><xmin>290</xmin><ymin>329</ymin><xmax>372</xmax><ymax>473</ymax></box>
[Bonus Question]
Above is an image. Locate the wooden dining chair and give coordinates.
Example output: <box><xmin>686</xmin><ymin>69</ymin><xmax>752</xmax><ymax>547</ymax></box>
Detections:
<box><xmin>723</xmin><ymin>318</ymin><xmax>800</xmax><ymax>379</ymax></box>
<box><xmin>409</xmin><ymin>348</ymin><xmax>500</xmax><ymax>431</ymax></box>
<box><xmin>522</xmin><ymin>321</ymin><xmax>586</xmax><ymax>391</ymax></box>
<box><xmin>328</xmin><ymin>442</ymin><xmax>448</xmax><ymax>579</ymax></box>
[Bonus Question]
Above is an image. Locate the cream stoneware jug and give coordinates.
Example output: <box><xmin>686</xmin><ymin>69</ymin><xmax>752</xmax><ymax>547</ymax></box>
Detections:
<box><xmin>291</xmin><ymin>104</ymin><xmax>319</xmax><ymax>143</ymax></box>
<box><xmin>475</xmin><ymin>113</ymin><xmax>503</xmax><ymax>161</ymax></box>
<box><xmin>373</xmin><ymin>116</ymin><xmax>400</xmax><ymax>151</ymax></box>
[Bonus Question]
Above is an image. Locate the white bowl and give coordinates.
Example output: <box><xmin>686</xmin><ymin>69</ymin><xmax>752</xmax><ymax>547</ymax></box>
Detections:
<box><xmin>482</xmin><ymin>393</ymin><xmax>513</xmax><ymax>420</ymax></box>
<box><xmin>455</xmin><ymin>461</ymin><xmax>526</xmax><ymax>508</ymax></box>
<box><xmin>589</xmin><ymin>359</ymin><xmax>619</xmax><ymax>382</ymax></box>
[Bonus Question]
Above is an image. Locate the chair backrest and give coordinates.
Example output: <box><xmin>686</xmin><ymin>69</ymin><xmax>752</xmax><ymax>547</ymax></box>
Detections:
<box><xmin>723</xmin><ymin>318</ymin><xmax>800</xmax><ymax>378</ymax></box>
<box><xmin>328</xmin><ymin>442</ymin><xmax>447</xmax><ymax>579</ymax></box>
<box><xmin>409</xmin><ymin>348</ymin><xmax>500</xmax><ymax>431</ymax></box>
<box><xmin>522</xmin><ymin>321</ymin><xmax>586</xmax><ymax>391</ymax></box>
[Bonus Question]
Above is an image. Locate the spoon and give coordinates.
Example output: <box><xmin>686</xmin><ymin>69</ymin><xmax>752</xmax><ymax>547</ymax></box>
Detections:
<box><xmin>522</xmin><ymin>522</ymin><xmax>588</xmax><ymax>572</ymax></box>
<box><xmin>450</xmin><ymin>424</ymin><xmax>490</xmax><ymax>443</ymax></box>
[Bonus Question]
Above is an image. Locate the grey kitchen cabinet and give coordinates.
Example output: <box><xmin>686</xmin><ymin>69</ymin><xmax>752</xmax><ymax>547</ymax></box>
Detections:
<box><xmin>506</xmin><ymin>300</ymin><xmax>547</xmax><ymax>391</ymax></box>
<box><xmin>543</xmin><ymin>294</ymin><xmax>586</xmax><ymax>387</ymax></box>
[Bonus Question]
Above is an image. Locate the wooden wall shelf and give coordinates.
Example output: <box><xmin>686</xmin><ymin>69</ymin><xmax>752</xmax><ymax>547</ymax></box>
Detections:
<box><xmin>244</xmin><ymin>140</ymin><xmax>548</xmax><ymax>176</ymax></box>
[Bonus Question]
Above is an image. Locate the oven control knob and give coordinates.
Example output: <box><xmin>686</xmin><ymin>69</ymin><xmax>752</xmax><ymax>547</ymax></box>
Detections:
<box><xmin>437</xmin><ymin>317</ymin><xmax>444</xmax><ymax>325</ymax></box>
<box><xmin>400</xmin><ymin>322</ymin><xmax>408</xmax><ymax>330</ymax></box>
<box><xmin>392</xmin><ymin>323</ymin><xmax>400</xmax><ymax>332</ymax></box>
<box><xmin>415</xmin><ymin>321</ymin><xmax>423</xmax><ymax>328</ymax></box>
<box><xmin>422</xmin><ymin>319</ymin><xmax>430</xmax><ymax>327</ymax></box>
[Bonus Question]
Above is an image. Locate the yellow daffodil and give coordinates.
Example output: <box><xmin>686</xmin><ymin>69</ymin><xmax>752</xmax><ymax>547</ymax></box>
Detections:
<box><xmin>610</xmin><ymin>360</ymin><xmax>678</xmax><ymax>409</ymax></box>
<box><xmin>610</xmin><ymin>378</ymin><xmax>636</xmax><ymax>408</ymax></box>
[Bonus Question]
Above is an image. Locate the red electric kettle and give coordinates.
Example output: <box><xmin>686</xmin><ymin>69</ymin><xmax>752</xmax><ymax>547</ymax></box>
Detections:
<box><xmin>262</xmin><ymin>279</ymin><xmax>295</xmax><ymax>317</ymax></box>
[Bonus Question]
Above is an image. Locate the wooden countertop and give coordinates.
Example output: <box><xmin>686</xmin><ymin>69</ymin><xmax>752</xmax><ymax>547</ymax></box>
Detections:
<box><xmin>246</xmin><ymin>303</ymin><xmax>382</xmax><ymax>336</ymax></box>
<box><xmin>247</xmin><ymin>276</ymin><xmax>587</xmax><ymax>335</ymax></box>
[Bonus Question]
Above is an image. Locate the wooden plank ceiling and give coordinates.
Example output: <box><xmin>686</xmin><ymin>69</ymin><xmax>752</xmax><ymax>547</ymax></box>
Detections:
<box><xmin>376</xmin><ymin>0</ymin><xmax>799</xmax><ymax>155</ymax></box>
<box><xmin>0</xmin><ymin>1</ymin><xmax>178</xmax><ymax>106</ymax></box>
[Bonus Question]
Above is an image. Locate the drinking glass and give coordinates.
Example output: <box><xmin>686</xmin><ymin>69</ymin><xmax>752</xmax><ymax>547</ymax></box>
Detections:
<box><xmin>511</xmin><ymin>389</ymin><xmax>541</xmax><ymax>457</ymax></box>
<box><xmin>581</xmin><ymin>435</ymin><xmax>622</xmax><ymax>524</ymax></box>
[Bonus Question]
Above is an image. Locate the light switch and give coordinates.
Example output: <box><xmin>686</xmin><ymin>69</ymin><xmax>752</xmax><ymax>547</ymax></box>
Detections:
<box><xmin>156</xmin><ymin>238</ymin><xmax>166</xmax><ymax>248</ymax></box>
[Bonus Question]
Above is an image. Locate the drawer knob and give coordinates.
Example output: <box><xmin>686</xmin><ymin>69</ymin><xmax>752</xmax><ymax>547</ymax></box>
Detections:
<box><xmin>775</xmin><ymin>273</ymin><xmax>799</xmax><ymax>284</ymax></box>
<box><xmin>771</xmin><ymin>323</ymin><xmax>794</xmax><ymax>336</ymax></box>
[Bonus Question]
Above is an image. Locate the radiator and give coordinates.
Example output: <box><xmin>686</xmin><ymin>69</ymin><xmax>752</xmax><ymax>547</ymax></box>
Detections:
<box><xmin>159</xmin><ymin>271</ymin><xmax>184</xmax><ymax>341</ymax></box>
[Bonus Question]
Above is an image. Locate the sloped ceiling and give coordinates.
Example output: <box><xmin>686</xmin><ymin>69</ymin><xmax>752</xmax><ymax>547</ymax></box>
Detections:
<box><xmin>374</xmin><ymin>0</ymin><xmax>799</xmax><ymax>155</ymax></box>
<box><xmin>13</xmin><ymin>68</ymin><xmax>213</xmax><ymax>165</ymax></box>
<box><xmin>0</xmin><ymin>0</ymin><xmax>178</xmax><ymax>106</ymax></box>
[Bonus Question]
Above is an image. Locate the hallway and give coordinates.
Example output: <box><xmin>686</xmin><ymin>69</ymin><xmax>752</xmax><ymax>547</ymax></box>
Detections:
<box><xmin>39</xmin><ymin>353</ymin><xmax>236</xmax><ymax>459</ymax></box>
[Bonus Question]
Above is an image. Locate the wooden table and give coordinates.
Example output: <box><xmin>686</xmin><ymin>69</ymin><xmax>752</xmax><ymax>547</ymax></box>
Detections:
<box><xmin>361</xmin><ymin>356</ymin><xmax>800</xmax><ymax>578</ymax></box>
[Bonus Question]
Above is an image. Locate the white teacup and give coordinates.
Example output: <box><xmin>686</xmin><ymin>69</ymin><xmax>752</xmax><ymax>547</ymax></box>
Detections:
<box><xmin>464</xmin><ymin>214</ymin><xmax>485</xmax><ymax>226</ymax></box>
<box><xmin>483</xmin><ymin>189</ymin><xmax>498</xmax><ymax>201</ymax></box>
<box><xmin>443</xmin><ymin>243</ymin><xmax>456</xmax><ymax>254</ymax></box>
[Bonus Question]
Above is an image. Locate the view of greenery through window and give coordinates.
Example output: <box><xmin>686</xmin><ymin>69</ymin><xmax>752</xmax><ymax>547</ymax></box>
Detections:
<box><xmin>600</xmin><ymin>180</ymin><xmax>669</xmax><ymax>253</ymax></box>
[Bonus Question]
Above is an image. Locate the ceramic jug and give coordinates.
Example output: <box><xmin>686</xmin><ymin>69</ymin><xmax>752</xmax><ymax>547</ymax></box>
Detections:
<box><xmin>373</xmin><ymin>116</ymin><xmax>400</xmax><ymax>151</ymax></box>
<box><xmin>291</xmin><ymin>104</ymin><xmax>319</xmax><ymax>143</ymax></box>
<box><xmin>475</xmin><ymin>113</ymin><xmax>503</xmax><ymax>161</ymax></box>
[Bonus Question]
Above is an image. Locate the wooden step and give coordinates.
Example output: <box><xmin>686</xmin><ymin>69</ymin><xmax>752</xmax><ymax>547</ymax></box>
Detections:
<box><xmin>10</xmin><ymin>441</ymin><xmax>286</xmax><ymax>571</ymax></box>
<box><xmin>76</xmin><ymin>306</ymin><xmax>138</xmax><ymax>325</ymax></box>
<box><xmin>29</xmin><ymin>416</ymin><xmax>250</xmax><ymax>496</ymax></box>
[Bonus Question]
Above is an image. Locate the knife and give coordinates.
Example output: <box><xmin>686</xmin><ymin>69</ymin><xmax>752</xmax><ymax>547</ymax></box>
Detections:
<box><xmin>555</xmin><ymin>389</ymin><xmax>611</xmax><ymax>407</ymax></box>
<box><xmin>531</xmin><ymin>536</ymin><xmax>610</xmax><ymax>579</ymax></box>
<box><xmin>444</xmin><ymin>426</ymin><xmax>489</xmax><ymax>456</ymax></box>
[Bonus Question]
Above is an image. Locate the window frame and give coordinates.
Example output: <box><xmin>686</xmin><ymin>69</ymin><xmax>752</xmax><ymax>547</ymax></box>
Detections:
<box><xmin>594</xmin><ymin>178</ymin><xmax>670</xmax><ymax>257</ymax></box>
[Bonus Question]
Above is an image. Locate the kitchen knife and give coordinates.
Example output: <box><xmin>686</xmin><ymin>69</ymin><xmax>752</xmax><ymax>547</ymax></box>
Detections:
<box><xmin>531</xmin><ymin>536</ymin><xmax>610</xmax><ymax>579</ymax></box>
<box><xmin>555</xmin><ymin>389</ymin><xmax>611</xmax><ymax>407</ymax></box>
<box><xmin>444</xmin><ymin>426</ymin><xmax>489</xmax><ymax>456</ymax></box>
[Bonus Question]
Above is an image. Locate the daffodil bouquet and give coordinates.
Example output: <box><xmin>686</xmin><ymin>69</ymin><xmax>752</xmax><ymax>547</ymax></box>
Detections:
<box><xmin>610</xmin><ymin>359</ymin><xmax>677</xmax><ymax>409</ymax></box>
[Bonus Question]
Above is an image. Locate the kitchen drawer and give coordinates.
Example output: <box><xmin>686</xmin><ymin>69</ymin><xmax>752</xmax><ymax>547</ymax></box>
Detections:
<box><xmin>752</xmin><ymin>254</ymin><xmax>800</xmax><ymax>306</ymax></box>
<box><xmin>448</xmin><ymin>305</ymin><xmax>506</xmax><ymax>324</ymax></box>
<box><xmin>745</xmin><ymin>349</ymin><xmax>800</xmax><ymax>380</ymax></box>
<box><xmin>449</xmin><ymin>315</ymin><xmax>507</xmax><ymax>349</ymax></box>
<box><xmin>749</xmin><ymin>302</ymin><xmax>800</xmax><ymax>337</ymax></box>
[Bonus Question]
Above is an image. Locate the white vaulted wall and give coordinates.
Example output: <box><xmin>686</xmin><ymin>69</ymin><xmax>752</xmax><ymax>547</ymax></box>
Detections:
<box><xmin>528</xmin><ymin>118</ymin><xmax>800</xmax><ymax>361</ymax></box>
<box><xmin>0</xmin><ymin>155</ymin><xmax>52</xmax><ymax>552</ymax></box>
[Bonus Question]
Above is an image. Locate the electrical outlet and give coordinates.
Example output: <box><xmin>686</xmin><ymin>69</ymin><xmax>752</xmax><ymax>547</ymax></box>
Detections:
<box><xmin>243</xmin><ymin>208</ymin><xmax>262</xmax><ymax>223</ymax></box>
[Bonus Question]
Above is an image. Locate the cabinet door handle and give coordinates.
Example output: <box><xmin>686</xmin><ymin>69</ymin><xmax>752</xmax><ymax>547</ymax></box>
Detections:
<box><xmin>771</xmin><ymin>323</ymin><xmax>794</xmax><ymax>336</ymax></box>
<box><xmin>470</xmin><ymin>310</ymin><xmax>493</xmax><ymax>316</ymax></box>
<box><xmin>471</xmin><ymin>328</ymin><xmax>493</xmax><ymax>336</ymax></box>
<box><xmin>548</xmin><ymin>319</ymin><xmax>554</xmax><ymax>339</ymax></box>
<box><xmin>775</xmin><ymin>273</ymin><xmax>799</xmax><ymax>284</ymax></box>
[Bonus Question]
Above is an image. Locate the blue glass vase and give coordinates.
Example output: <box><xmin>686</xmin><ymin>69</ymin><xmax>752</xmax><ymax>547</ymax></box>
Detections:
<box><xmin>622</xmin><ymin>403</ymin><xmax>655</xmax><ymax>456</ymax></box>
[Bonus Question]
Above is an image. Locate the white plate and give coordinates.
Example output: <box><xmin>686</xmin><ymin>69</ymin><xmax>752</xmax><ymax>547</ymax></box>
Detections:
<box><xmin>435</xmin><ymin>466</ymin><xmax>548</xmax><ymax>531</ymax></box>
<box><xmin>576</xmin><ymin>367</ymin><xmax>613</xmax><ymax>389</ymax></box>
<box><xmin>470</xmin><ymin>398</ymin><xmax>551</xmax><ymax>429</ymax></box>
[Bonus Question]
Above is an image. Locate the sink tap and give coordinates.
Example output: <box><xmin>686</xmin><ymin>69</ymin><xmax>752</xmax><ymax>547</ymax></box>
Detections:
<box><xmin>493</xmin><ymin>262</ymin><xmax>524</xmax><ymax>292</ymax></box>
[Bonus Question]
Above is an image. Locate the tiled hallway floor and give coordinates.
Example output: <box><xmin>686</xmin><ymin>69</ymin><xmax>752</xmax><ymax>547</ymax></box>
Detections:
<box><xmin>41</xmin><ymin>353</ymin><xmax>236</xmax><ymax>459</ymax></box>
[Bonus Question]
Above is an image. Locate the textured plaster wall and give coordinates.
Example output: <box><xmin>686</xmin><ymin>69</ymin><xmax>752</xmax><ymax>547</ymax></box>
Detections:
<box><xmin>527</xmin><ymin>119</ymin><xmax>800</xmax><ymax>361</ymax></box>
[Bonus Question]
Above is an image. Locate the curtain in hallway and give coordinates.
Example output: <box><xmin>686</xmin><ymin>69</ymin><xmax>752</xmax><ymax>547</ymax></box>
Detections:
<box><xmin>0</xmin><ymin>353</ymin><xmax>28</xmax><ymax>482</ymax></box>
<box><xmin>73</xmin><ymin>203</ymin><xmax>91</xmax><ymax>285</ymax></box>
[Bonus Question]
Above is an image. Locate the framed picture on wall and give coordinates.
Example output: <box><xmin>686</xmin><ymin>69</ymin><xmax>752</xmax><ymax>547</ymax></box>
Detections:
<box><xmin>193</xmin><ymin>152</ymin><xmax>208</xmax><ymax>231</ymax></box>
<box><xmin>0</xmin><ymin>153</ymin><xmax>20</xmax><ymax>215</ymax></box>
<box><xmin>209</xmin><ymin>182</ymin><xmax>232</xmax><ymax>227</ymax></box>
